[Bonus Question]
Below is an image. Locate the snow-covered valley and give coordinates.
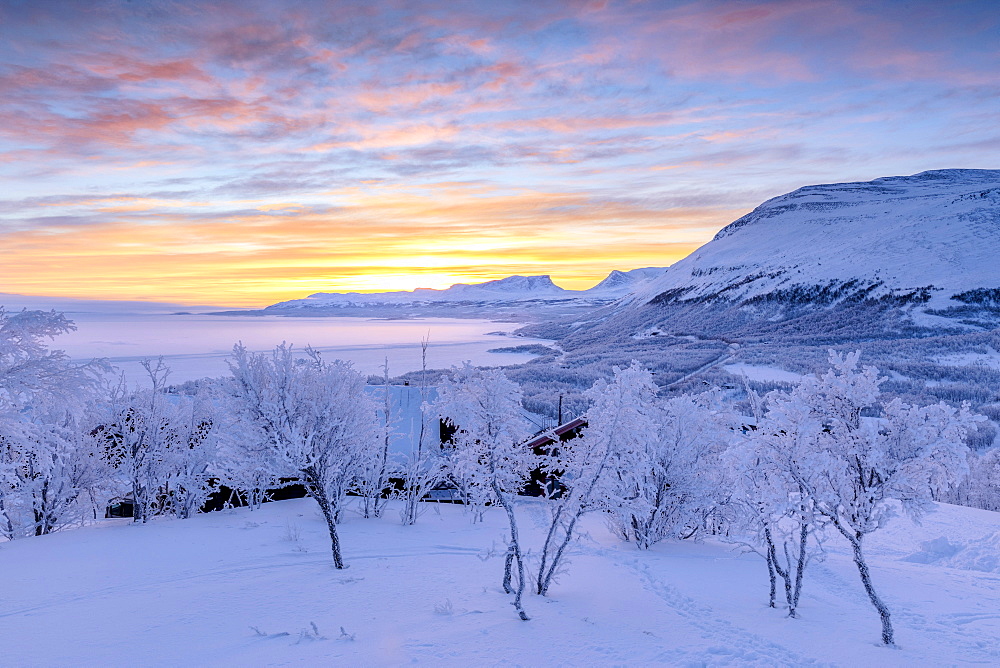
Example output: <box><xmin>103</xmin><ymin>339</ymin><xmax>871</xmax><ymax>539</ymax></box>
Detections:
<box><xmin>3</xmin><ymin>168</ymin><xmax>1000</xmax><ymax>667</ymax></box>
<box><xmin>1</xmin><ymin>497</ymin><xmax>998</xmax><ymax>666</ymax></box>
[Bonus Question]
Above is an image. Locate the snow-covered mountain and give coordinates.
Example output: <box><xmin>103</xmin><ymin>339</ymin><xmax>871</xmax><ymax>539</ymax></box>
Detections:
<box><xmin>264</xmin><ymin>269</ymin><xmax>667</xmax><ymax>312</ymax></box>
<box><xmin>266</xmin><ymin>275</ymin><xmax>569</xmax><ymax>310</ymax></box>
<box><xmin>584</xmin><ymin>267</ymin><xmax>667</xmax><ymax>298</ymax></box>
<box><xmin>630</xmin><ymin>169</ymin><xmax>1000</xmax><ymax>314</ymax></box>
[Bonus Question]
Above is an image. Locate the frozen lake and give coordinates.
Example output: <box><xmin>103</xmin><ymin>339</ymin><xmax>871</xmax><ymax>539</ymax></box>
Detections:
<box><xmin>50</xmin><ymin>312</ymin><xmax>549</xmax><ymax>385</ymax></box>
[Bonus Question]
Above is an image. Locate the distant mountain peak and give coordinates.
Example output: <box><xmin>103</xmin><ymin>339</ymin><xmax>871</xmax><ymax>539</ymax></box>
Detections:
<box><xmin>448</xmin><ymin>275</ymin><xmax>564</xmax><ymax>293</ymax></box>
<box><xmin>263</xmin><ymin>268</ymin><xmax>668</xmax><ymax>312</ymax></box>
<box><xmin>586</xmin><ymin>267</ymin><xmax>668</xmax><ymax>297</ymax></box>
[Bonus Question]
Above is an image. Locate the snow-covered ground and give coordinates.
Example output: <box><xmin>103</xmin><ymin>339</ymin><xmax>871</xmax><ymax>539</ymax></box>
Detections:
<box><xmin>722</xmin><ymin>363</ymin><xmax>803</xmax><ymax>384</ymax></box>
<box><xmin>1</xmin><ymin>498</ymin><xmax>998</xmax><ymax>666</ymax></box>
<box><xmin>936</xmin><ymin>348</ymin><xmax>1000</xmax><ymax>371</ymax></box>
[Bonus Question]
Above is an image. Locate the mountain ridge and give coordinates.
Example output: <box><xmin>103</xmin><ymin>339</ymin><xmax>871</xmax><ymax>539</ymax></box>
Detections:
<box><xmin>628</xmin><ymin>168</ymin><xmax>1000</xmax><ymax>316</ymax></box>
<box><xmin>264</xmin><ymin>267</ymin><xmax>667</xmax><ymax>311</ymax></box>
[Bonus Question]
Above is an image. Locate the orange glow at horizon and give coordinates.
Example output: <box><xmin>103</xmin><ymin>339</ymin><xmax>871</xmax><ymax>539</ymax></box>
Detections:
<box><xmin>1</xmin><ymin>184</ymin><xmax>733</xmax><ymax>307</ymax></box>
<box><xmin>0</xmin><ymin>247</ymin><xmax>705</xmax><ymax>308</ymax></box>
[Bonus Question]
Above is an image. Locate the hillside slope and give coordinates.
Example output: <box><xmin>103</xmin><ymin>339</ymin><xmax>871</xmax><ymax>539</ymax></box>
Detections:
<box><xmin>632</xmin><ymin>169</ymin><xmax>1000</xmax><ymax>315</ymax></box>
<box><xmin>0</xmin><ymin>498</ymin><xmax>998</xmax><ymax>666</ymax></box>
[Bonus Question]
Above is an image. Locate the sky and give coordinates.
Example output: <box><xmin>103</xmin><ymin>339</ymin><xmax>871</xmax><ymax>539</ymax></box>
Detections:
<box><xmin>1</xmin><ymin>0</ymin><xmax>998</xmax><ymax>307</ymax></box>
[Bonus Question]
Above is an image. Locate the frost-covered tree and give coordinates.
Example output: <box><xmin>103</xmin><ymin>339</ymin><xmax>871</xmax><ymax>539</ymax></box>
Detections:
<box><xmin>98</xmin><ymin>359</ymin><xmax>180</xmax><ymax>523</ymax></box>
<box><xmin>769</xmin><ymin>351</ymin><xmax>980</xmax><ymax>645</ymax></box>
<box><xmin>433</xmin><ymin>363</ymin><xmax>533</xmax><ymax>620</ymax></box>
<box><xmin>355</xmin><ymin>360</ymin><xmax>395</xmax><ymax>519</ymax></box>
<box><xmin>399</xmin><ymin>337</ymin><xmax>444</xmax><ymax>526</ymax></box>
<box><xmin>212</xmin><ymin>418</ymin><xmax>278</xmax><ymax>511</ymax></box>
<box><xmin>0</xmin><ymin>309</ymin><xmax>111</xmax><ymax>538</ymax></box>
<box><xmin>162</xmin><ymin>395</ymin><xmax>215</xmax><ymax>520</ymax></box>
<box><xmin>950</xmin><ymin>448</ymin><xmax>1000</xmax><ymax>511</ymax></box>
<box><xmin>0</xmin><ymin>309</ymin><xmax>103</xmax><ymax>407</ymax></box>
<box><xmin>604</xmin><ymin>389</ymin><xmax>727</xmax><ymax>550</ymax></box>
<box><xmin>0</xmin><ymin>405</ymin><xmax>113</xmax><ymax>538</ymax></box>
<box><xmin>722</xmin><ymin>379</ymin><xmax>828</xmax><ymax>617</ymax></box>
<box><xmin>397</xmin><ymin>411</ymin><xmax>444</xmax><ymax>525</ymax></box>
<box><xmin>724</xmin><ymin>412</ymin><xmax>826</xmax><ymax>618</ymax></box>
<box><xmin>226</xmin><ymin>343</ymin><xmax>379</xmax><ymax>569</ymax></box>
<box><xmin>207</xmin><ymin>378</ymin><xmax>276</xmax><ymax>511</ymax></box>
<box><xmin>535</xmin><ymin>361</ymin><xmax>658</xmax><ymax>596</ymax></box>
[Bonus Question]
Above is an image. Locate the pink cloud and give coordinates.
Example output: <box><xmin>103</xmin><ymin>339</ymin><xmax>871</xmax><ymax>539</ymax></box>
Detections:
<box><xmin>82</xmin><ymin>55</ymin><xmax>210</xmax><ymax>84</ymax></box>
<box><xmin>354</xmin><ymin>82</ymin><xmax>464</xmax><ymax>113</ymax></box>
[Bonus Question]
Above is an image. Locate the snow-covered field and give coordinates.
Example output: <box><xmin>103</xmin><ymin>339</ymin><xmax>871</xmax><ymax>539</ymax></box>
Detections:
<box><xmin>936</xmin><ymin>348</ymin><xmax>1000</xmax><ymax>372</ymax></box>
<box><xmin>722</xmin><ymin>363</ymin><xmax>802</xmax><ymax>384</ymax></box>
<box><xmin>2</xmin><ymin>498</ymin><xmax>998</xmax><ymax>666</ymax></box>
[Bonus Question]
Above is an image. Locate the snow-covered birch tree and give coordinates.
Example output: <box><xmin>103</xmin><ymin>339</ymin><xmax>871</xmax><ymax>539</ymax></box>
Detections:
<box><xmin>769</xmin><ymin>351</ymin><xmax>980</xmax><ymax>645</ymax></box>
<box><xmin>535</xmin><ymin>361</ymin><xmax>658</xmax><ymax>596</ymax></box>
<box><xmin>0</xmin><ymin>309</ymin><xmax>104</xmax><ymax>407</ymax></box>
<box><xmin>720</xmin><ymin>378</ymin><xmax>828</xmax><ymax>618</ymax></box>
<box><xmin>433</xmin><ymin>363</ymin><xmax>533</xmax><ymax>620</ymax></box>
<box><xmin>355</xmin><ymin>360</ymin><xmax>395</xmax><ymax>519</ymax></box>
<box><xmin>99</xmin><ymin>359</ymin><xmax>178</xmax><ymax>523</ymax></box>
<box><xmin>604</xmin><ymin>390</ymin><xmax>727</xmax><ymax>549</ymax></box>
<box><xmin>0</xmin><ymin>309</ymin><xmax>111</xmax><ymax>537</ymax></box>
<box><xmin>724</xmin><ymin>419</ymin><xmax>826</xmax><ymax>618</ymax></box>
<box><xmin>212</xmin><ymin>417</ymin><xmax>278</xmax><ymax>511</ymax></box>
<box><xmin>162</xmin><ymin>395</ymin><xmax>215</xmax><ymax>519</ymax></box>
<box><xmin>399</xmin><ymin>336</ymin><xmax>444</xmax><ymax>526</ymax></box>
<box><xmin>0</xmin><ymin>405</ymin><xmax>114</xmax><ymax>538</ymax></box>
<box><xmin>226</xmin><ymin>343</ymin><xmax>379</xmax><ymax>569</ymax></box>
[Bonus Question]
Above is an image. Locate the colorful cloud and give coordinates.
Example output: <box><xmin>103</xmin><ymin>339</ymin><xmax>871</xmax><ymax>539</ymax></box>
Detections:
<box><xmin>1</xmin><ymin>0</ymin><xmax>998</xmax><ymax>306</ymax></box>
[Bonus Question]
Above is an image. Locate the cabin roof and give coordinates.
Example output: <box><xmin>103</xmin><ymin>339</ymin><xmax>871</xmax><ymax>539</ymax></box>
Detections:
<box><xmin>523</xmin><ymin>417</ymin><xmax>587</xmax><ymax>450</ymax></box>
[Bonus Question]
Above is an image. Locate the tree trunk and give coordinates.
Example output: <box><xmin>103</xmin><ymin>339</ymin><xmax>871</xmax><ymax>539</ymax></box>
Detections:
<box><xmin>792</xmin><ymin>518</ymin><xmax>808</xmax><ymax>610</ymax></box>
<box><xmin>0</xmin><ymin>496</ymin><xmax>16</xmax><ymax>540</ymax></box>
<box><xmin>503</xmin><ymin>545</ymin><xmax>515</xmax><ymax>594</ymax></box>
<box><xmin>492</xmin><ymin>481</ymin><xmax>528</xmax><ymax>620</ymax></box>
<box><xmin>133</xmin><ymin>479</ymin><xmax>147</xmax><ymax>524</ymax></box>
<box><xmin>764</xmin><ymin>528</ymin><xmax>777</xmax><ymax>608</ymax></box>
<box><xmin>535</xmin><ymin>503</ymin><xmax>564</xmax><ymax>595</ymax></box>
<box><xmin>310</xmin><ymin>479</ymin><xmax>346</xmax><ymax>569</ymax></box>
<box><xmin>537</xmin><ymin>449</ymin><xmax>612</xmax><ymax>597</ymax></box>
<box><xmin>849</xmin><ymin>532</ymin><xmax>893</xmax><ymax>645</ymax></box>
<box><xmin>403</xmin><ymin>484</ymin><xmax>420</xmax><ymax>526</ymax></box>
<box><xmin>537</xmin><ymin>504</ymin><xmax>587</xmax><ymax>597</ymax></box>
<box><xmin>767</xmin><ymin>528</ymin><xmax>796</xmax><ymax>617</ymax></box>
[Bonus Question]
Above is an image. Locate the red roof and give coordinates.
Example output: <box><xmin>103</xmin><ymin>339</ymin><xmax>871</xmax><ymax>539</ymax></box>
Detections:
<box><xmin>523</xmin><ymin>417</ymin><xmax>587</xmax><ymax>449</ymax></box>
